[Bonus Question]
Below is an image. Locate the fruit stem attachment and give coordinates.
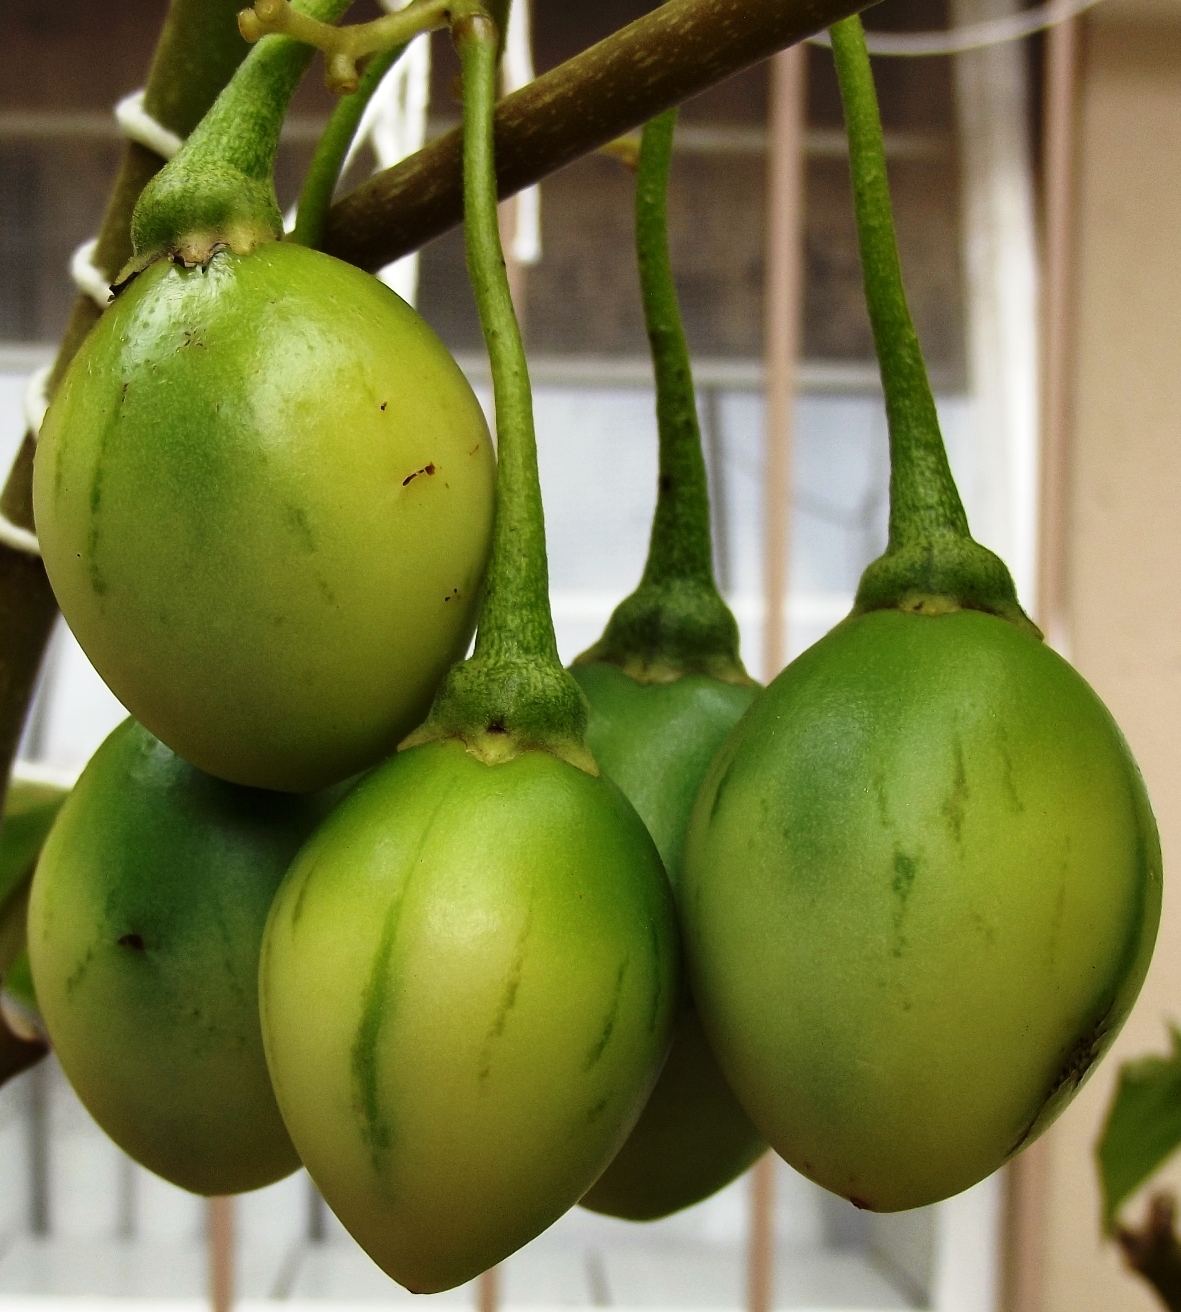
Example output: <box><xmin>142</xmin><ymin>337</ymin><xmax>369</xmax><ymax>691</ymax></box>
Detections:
<box><xmin>573</xmin><ymin>111</ymin><xmax>754</xmax><ymax>687</ymax></box>
<box><xmin>290</xmin><ymin>41</ymin><xmax>408</xmax><ymax>249</ymax></box>
<box><xmin>402</xmin><ymin>12</ymin><xmax>596</xmax><ymax>773</ymax></box>
<box><xmin>830</xmin><ymin>15</ymin><xmax>1038</xmax><ymax>634</ymax></box>
<box><xmin>124</xmin><ymin>0</ymin><xmax>355</xmax><ymax>277</ymax></box>
<box><xmin>240</xmin><ymin>0</ymin><xmax>462</xmax><ymax>92</ymax></box>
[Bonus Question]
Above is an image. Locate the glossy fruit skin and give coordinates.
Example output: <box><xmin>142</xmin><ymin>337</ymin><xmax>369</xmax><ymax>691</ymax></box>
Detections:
<box><xmin>684</xmin><ymin>609</ymin><xmax>1162</xmax><ymax>1211</ymax></box>
<box><xmin>33</xmin><ymin>244</ymin><xmax>495</xmax><ymax>792</ymax></box>
<box><xmin>260</xmin><ymin>739</ymin><xmax>679</xmax><ymax>1291</ymax></box>
<box><xmin>571</xmin><ymin>663</ymin><xmax>765</xmax><ymax>1219</ymax></box>
<box><xmin>28</xmin><ymin>718</ymin><xmax>337</xmax><ymax>1195</ymax></box>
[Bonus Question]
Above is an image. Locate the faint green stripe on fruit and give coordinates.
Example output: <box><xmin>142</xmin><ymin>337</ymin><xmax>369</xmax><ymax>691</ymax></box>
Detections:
<box><xmin>647</xmin><ymin>919</ymin><xmax>664</xmax><ymax>1033</ymax></box>
<box><xmin>349</xmin><ymin>782</ymin><xmax>454</xmax><ymax>1166</ymax></box>
<box><xmin>478</xmin><ymin>891</ymin><xmax>535</xmax><ymax>1084</ymax></box>
<box><xmin>350</xmin><ymin>890</ymin><xmax>402</xmax><ymax>1163</ymax></box>
<box><xmin>585</xmin><ymin>956</ymin><xmax>629</xmax><ymax>1071</ymax></box>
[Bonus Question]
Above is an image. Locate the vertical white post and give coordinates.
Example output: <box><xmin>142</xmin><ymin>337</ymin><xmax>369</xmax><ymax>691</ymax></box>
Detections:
<box><xmin>1036</xmin><ymin>12</ymin><xmax>1081</xmax><ymax>655</ymax></box>
<box><xmin>208</xmin><ymin>1195</ymin><xmax>234</xmax><ymax>1312</ymax></box>
<box><xmin>952</xmin><ymin>0</ymin><xmax>1041</xmax><ymax>614</ymax></box>
<box><xmin>760</xmin><ymin>44</ymin><xmax>808</xmax><ymax>684</ymax></box>
<box><xmin>751</xmin><ymin>43</ymin><xmax>806</xmax><ymax>1310</ymax></box>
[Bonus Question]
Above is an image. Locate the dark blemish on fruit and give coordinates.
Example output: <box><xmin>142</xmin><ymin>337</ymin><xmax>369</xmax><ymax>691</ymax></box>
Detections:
<box><xmin>469</xmin><ymin>444</ymin><xmax>481</xmax><ymax>455</ymax></box>
<box><xmin>658</xmin><ymin>474</ymin><xmax>673</xmax><ymax>494</ymax></box>
<box><xmin>941</xmin><ymin>738</ymin><xmax>968</xmax><ymax>842</ymax></box>
<box><xmin>120</xmin><ymin>382</ymin><xmax>129</xmax><ymax>404</ymax></box>
<box><xmin>849</xmin><ymin>1195</ymin><xmax>872</xmax><ymax>1210</ymax></box>
<box><xmin>892</xmin><ymin>849</ymin><xmax>917</xmax><ymax>903</ymax></box>
<box><xmin>118</xmin><ymin>933</ymin><xmax>146</xmax><ymax>951</ymax></box>
<box><xmin>586</xmin><ymin>1096</ymin><xmax>610</xmax><ymax>1124</ymax></box>
<box><xmin>443</xmin><ymin>588</ymin><xmax>460</xmax><ymax>603</ymax></box>
<box><xmin>402</xmin><ymin>463</ymin><xmax>437</xmax><ymax>486</ymax></box>
<box><xmin>284</xmin><ymin>504</ymin><xmax>316</xmax><ymax>554</ymax></box>
<box><xmin>380</xmin><ymin>401</ymin><xmax>388</xmax><ymax>411</ymax></box>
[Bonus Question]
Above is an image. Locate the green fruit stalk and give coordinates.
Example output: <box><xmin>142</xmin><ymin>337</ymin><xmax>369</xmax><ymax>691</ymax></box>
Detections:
<box><xmin>27</xmin><ymin>718</ymin><xmax>339</xmax><ymax>1195</ymax></box>
<box><xmin>571</xmin><ymin>110</ymin><xmax>763</xmax><ymax>1222</ymax></box>
<box><xmin>681</xmin><ymin>15</ymin><xmax>1161</xmax><ymax>1213</ymax></box>
<box><xmin>32</xmin><ymin>0</ymin><xmax>495</xmax><ymax>793</ymax></box>
<box><xmin>256</xmin><ymin>7</ymin><xmax>679</xmax><ymax>1291</ymax></box>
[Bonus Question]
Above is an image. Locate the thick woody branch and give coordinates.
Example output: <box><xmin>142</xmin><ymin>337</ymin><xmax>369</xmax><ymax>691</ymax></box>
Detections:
<box><xmin>322</xmin><ymin>0</ymin><xmax>871</xmax><ymax>270</ymax></box>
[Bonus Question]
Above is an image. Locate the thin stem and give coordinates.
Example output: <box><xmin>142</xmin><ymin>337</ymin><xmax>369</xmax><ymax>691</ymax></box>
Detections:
<box><xmin>636</xmin><ymin>109</ymin><xmax>714</xmax><ymax>589</ymax></box>
<box><xmin>830</xmin><ymin>15</ymin><xmax>1033</xmax><ymax>630</ymax></box>
<box><xmin>401</xmin><ymin>10</ymin><xmax>592</xmax><ymax>769</ymax></box>
<box><xmin>241</xmin><ymin>0</ymin><xmax>455</xmax><ymax>92</ymax></box>
<box><xmin>571</xmin><ymin>111</ymin><xmax>750</xmax><ymax>685</ymax></box>
<box><xmin>290</xmin><ymin>40</ymin><xmax>407</xmax><ymax>249</ymax></box>
<box><xmin>458</xmin><ymin>14</ymin><xmax>557</xmax><ymax>671</ymax></box>
<box><xmin>829</xmin><ymin>15</ymin><xmax>968</xmax><ymax>550</ymax></box>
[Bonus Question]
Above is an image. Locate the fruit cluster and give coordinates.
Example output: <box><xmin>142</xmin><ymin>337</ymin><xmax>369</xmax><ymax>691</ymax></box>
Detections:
<box><xmin>0</xmin><ymin>0</ymin><xmax>1161</xmax><ymax>1296</ymax></box>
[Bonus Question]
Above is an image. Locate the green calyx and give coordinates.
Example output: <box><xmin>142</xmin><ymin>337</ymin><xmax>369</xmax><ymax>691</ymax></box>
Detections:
<box><xmin>125</xmin><ymin>0</ymin><xmax>354</xmax><ymax>278</ymax></box>
<box><xmin>573</xmin><ymin>110</ymin><xmax>754</xmax><ymax>687</ymax></box>
<box><xmin>830</xmin><ymin>16</ymin><xmax>1039</xmax><ymax>638</ymax></box>
<box><xmin>403</xmin><ymin>12</ymin><xmax>596</xmax><ymax>775</ymax></box>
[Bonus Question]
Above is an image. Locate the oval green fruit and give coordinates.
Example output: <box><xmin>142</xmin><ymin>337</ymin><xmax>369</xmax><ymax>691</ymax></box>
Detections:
<box><xmin>571</xmin><ymin>663</ymin><xmax>765</xmax><ymax>1220</ymax></box>
<box><xmin>28</xmin><ymin>718</ymin><xmax>335</xmax><ymax>1194</ymax></box>
<box><xmin>33</xmin><ymin>244</ymin><xmax>495</xmax><ymax>792</ymax></box>
<box><xmin>260</xmin><ymin>739</ymin><xmax>679</xmax><ymax>1291</ymax></box>
<box><xmin>683</xmin><ymin>609</ymin><xmax>1161</xmax><ymax>1211</ymax></box>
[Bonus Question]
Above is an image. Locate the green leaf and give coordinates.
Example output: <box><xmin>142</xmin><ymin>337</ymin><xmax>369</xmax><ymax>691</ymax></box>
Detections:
<box><xmin>1098</xmin><ymin>1026</ymin><xmax>1181</xmax><ymax>1233</ymax></box>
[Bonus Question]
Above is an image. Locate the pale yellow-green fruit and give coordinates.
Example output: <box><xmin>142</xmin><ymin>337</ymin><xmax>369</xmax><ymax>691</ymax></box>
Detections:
<box><xmin>261</xmin><ymin>739</ymin><xmax>680</xmax><ymax>1292</ymax></box>
<box><xmin>33</xmin><ymin>243</ymin><xmax>495</xmax><ymax>792</ymax></box>
<box><xmin>683</xmin><ymin>609</ymin><xmax>1161</xmax><ymax>1211</ymax></box>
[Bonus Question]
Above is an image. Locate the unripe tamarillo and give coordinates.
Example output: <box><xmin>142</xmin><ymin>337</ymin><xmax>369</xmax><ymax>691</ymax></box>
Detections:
<box><xmin>34</xmin><ymin>245</ymin><xmax>495</xmax><ymax>792</ymax></box>
<box><xmin>28</xmin><ymin>719</ymin><xmax>339</xmax><ymax>1194</ymax></box>
<box><xmin>682</xmin><ymin>609</ymin><xmax>1161</xmax><ymax>1210</ymax></box>
<box><xmin>260</xmin><ymin>740</ymin><xmax>680</xmax><ymax>1291</ymax></box>
<box><xmin>571</xmin><ymin>665</ymin><xmax>765</xmax><ymax>1220</ymax></box>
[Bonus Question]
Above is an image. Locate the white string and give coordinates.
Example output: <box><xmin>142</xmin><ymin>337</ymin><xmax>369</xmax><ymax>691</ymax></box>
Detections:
<box><xmin>23</xmin><ymin>366</ymin><xmax>51</xmax><ymax>441</ymax></box>
<box><xmin>503</xmin><ymin>0</ymin><xmax>541</xmax><ymax>265</ymax></box>
<box><xmin>114</xmin><ymin>88</ymin><xmax>185</xmax><ymax>160</ymax></box>
<box><xmin>1</xmin><ymin>353</ymin><xmax>52</xmax><ymax>555</ymax></box>
<box><xmin>363</xmin><ymin>3</ymin><xmax>433</xmax><ymax>304</ymax></box>
<box><xmin>12</xmin><ymin>759</ymin><xmax>81</xmax><ymax>790</ymax></box>
<box><xmin>808</xmin><ymin>0</ymin><xmax>1104</xmax><ymax>56</ymax></box>
<box><xmin>0</xmin><ymin>513</ymin><xmax>40</xmax><ymax>558</ymax></box>
<box><xmin>70</xmin><ymin>238</ymin><xmax>112</xmax><ymax>309</ymax></box>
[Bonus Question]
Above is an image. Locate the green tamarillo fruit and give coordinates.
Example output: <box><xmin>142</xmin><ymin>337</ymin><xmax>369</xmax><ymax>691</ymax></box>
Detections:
<box><xmin>572</xmin><ymin>111</ymin><xmax>764</xmax><ymax>1222</ymax></box>
<box><xmin>32</xmin><ymin>0</ymin><xmax>494</xmax><ymax>793</ymax></box>
<box><xmin>261</xmin><ymin>739</ymin><xmax>679</xmax><ymax>1290</ymax></box>
<box><xmin>681</xmin><ymin>17</ymin><xmax>1161</xmax><ymax>1214</ymax></box>
<box><xmin>258</xmin><ymin>11</ymin><xmax>679</xmax><ymax>1289</ymax></box>
<box><xmin>27</xmin><ymin>718</ymin><xmax>343</xmax><ymax>1194</ymax></box>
